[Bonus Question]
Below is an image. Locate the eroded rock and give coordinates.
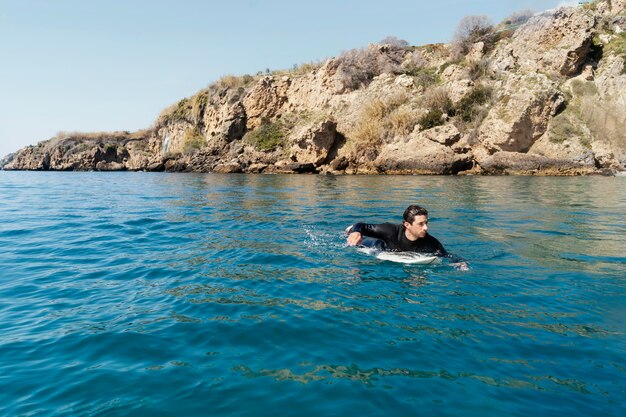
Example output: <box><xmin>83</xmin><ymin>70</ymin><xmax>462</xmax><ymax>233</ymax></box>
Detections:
<box><xmin>490</xmin><ymin>7</ymin><xmax>596</xmax><ymax>76</ymax></box>
<box><xmin>289</xmin><ymin>120</ymin><xmax>338</xmax><ymax>166</ymax></box>
<box><xmin>478</xmin><ymin>73</ymin><xmax>565</xmax><ymax>153</ymax></box>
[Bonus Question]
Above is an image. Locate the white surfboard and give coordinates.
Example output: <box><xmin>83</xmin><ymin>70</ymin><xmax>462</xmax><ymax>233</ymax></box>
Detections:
<box><xmin>375</xmin><ymin>251</ymin><xmax>441</xmax><ymax>265</ymax></box>
<box><xmin>357</xmin><ymin>247</ymin><xmax>441</xmax><ymax>265</ymax></box>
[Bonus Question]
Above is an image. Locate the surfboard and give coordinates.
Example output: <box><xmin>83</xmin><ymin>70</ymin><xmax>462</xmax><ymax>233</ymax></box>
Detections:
<box><xmin>375</xmin><ymin>251</ymin><xmax>441</xmax><ymax>265</ymax></box>
<box><xmin>356</xmin><ymin>247</ymin><xmax>441</xmax><ymax>265</ymax></box>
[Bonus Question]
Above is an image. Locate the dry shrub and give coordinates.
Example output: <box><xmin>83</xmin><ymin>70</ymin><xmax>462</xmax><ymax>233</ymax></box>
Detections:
<box><xmin>401</xmin><ymin>50</ymin><xmax>428</xmax><ymax>75</ymax></box>
<box><xmin>468</xmin><ymin>58</ymin><xmax>490</xmax><ymax>80</ymax></box>
<box><xmin>55</xmin><ymin>131</ymin><xmax>130</xmax><ymax>141</ymax></box>
<box><xmin>158</xmin><ymin>98</ymin><xmax>193</xmax><ymax>124</ymax></box>
<box><xmin>290</xmin><ymin>61</ymin><xmax>324</xmax><ymax>76</ymax></box>
<box><xmin>424</xmin><ymin>88</ymin><xmax>454</xmax><ymax>115</ymax></box>
<box><xmin>388</xmin><ymin>107</ymin><xmax>418</xmax><ymax>136</ymax></box>
<box><xmin>351</xmin><ymin>119</ymin><xmax>384</xmax><ymax>148</ymax></box>
<box><xmin>218</xmin><ymin>74</ymin><xmax>243</xmax><ymax>89</ymax></box>
<box><xmin>450</xmin><ymin>15</ymin><xmax>495</xmax><ymax>59</ymax></box>
<box><xmin>350</xmin><ymin>93</ymin><xmax>414</xmax><ymax>151</ymax></box>
<box><xmin>191</xmin><ymin>90</ymin><xmax>209</xmax><ymax>123</ymax></box>
<box><xmin>362</xmin><ymin>92</ymin><xmax>408</xmax><ymax>120</ymax></box>
<box><xmin>378</xmin><ymin>36</ymin><xmax>410</xmax><ymax>47</ymax></box>
<box><xmin>332</xmin><ymin>45</ymin><xmax>408</xmax><ymax>91</ymax></box>
<box><xmin>386</xmin><ymin>92</ymin><xmax>409</xmax><ymax>109</ymax></box>
<box><xmin>363</xmin><ymin>99</ymin><xmax>388</xmax><ymax>120</ymax></box>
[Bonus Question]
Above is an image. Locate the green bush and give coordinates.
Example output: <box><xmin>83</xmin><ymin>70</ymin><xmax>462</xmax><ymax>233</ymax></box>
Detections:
<box><xmin>409</xmin><ymin>67</ymin><xmax>439</xmax><ymax>89</ymax></box>
<box><xmin>549</xmin><ymin>114</ymin><xmax>583</xmax><ymax>144</ymax></box>
<box><xmin>161</xmin><ymin>98</ymin><xmax>193</xmax><ymax>124</ymax></box>
<box><xmin>570</xmin><ymin>79</ymin><xmax>599</xmax><ymax>97</ymax></box>
<box><xmin>245</xmin><ymin>121</ymin><xmax>285</xmax><ymax>151</ymax></box>
<box><xmin>455</xmin><ymin>85</ymin><xmax>492</xmax><ymax>122</ymax></box>
<box><xmin>418</xmin><ymin>109</ymin><xmax>445</xmax><ymax>130</ymax></box>
<box><xmin>605</xmin><ymin>31</ymin><xmax>626</xmax><ymax>57</ymax></box>
<box><xmin>182</xmin><ymin>128</ymin><xmax>205</xmax><ymax>155</ymax></box>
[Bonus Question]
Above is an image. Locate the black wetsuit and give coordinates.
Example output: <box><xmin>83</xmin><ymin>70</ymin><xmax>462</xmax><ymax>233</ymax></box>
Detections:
<box><xmin>350</xmin><ymin>222</ymin><xmax>447</xmax><ymax>255</ymax></box>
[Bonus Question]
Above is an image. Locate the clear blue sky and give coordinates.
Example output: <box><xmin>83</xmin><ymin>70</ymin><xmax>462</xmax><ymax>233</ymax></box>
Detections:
<box><xmin>0</xmin><ymin>0</ymin><xmax>572</xmax><ymax>157</ymax></box>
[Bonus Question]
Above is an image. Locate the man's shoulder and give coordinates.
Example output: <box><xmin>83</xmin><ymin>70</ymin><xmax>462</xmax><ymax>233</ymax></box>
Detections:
<box><xmin>423</xmin><ymin>233</ymin><xmax>447</xmax><ymax>254</ymax></box>
<box><xmin>424</xmin><ymin>233</ymin><xmax>443</xmax><ymax>244</ymax></box>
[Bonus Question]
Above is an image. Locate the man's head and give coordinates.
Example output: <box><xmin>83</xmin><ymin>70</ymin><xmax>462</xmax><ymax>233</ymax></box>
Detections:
<box><xmin>403</xmin><ymin>205</ymin><xmax>429</xmax><ymax>240</ymax></box>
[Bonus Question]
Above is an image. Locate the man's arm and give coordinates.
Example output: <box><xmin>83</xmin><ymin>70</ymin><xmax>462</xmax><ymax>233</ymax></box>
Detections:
<box><xmin>345</xmin><ymin>223</ymin><xmax>396</xmax><ymax>246</ymax></box>
<box><xmin>433</xmin><ymin>237</ymin><xmax>469</xmax><ymax>270</ymax></box>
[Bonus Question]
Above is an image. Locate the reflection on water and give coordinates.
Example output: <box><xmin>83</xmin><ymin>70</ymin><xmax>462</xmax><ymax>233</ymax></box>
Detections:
<box><xmin>0</xmin><ymin>172</ymin><xmax>624</xmax><ymax>417</ymax></box>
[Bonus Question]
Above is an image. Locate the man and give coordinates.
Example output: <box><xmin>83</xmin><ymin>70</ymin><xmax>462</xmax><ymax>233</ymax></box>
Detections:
<box><xmin>345</xmin><ymin>204</ymin><xmax>447</xmax><ymax>255</ymax></box>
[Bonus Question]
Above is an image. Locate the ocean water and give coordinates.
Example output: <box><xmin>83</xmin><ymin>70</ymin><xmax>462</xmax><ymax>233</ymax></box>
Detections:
<box><xmin>0</xmin><ymin>171</ymin><xmax>624</xmax><ymax>417</ymax></box>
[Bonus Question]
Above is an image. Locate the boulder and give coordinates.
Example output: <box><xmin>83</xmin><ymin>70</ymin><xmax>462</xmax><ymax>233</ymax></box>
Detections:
<box><xmin>420</xmin><ymin>124</ymin><xmax>461</xmax><ymax>146</ymax></box>
<box><xmin>467</xmin><ymin>42</ymin><xmax>485</xmax><ymax>63</ymax></box>
<box><xmin>577</xmin><ymin>56</ymin><xmax>626</xmax><ymax>162</ymax></box>
<box><xmin>440</xmin><ymin>64</ymin><xmax>474</xmax><ymax>102</ymax></box>
<box><xmin>213</xmin><ymin>161</ymin><xmax>243</xmax><ymax>173</ymax></box>
<box><xmin>246</xmin><ymin>163</ymin><xmax>268</xmax><ymax>173</ymax></box>
<box><xmin>375</xmin><ymin>130</ymin><xmax>472</xmax><ymax>174</ymax></box>
<box><xmin>329</xmin><ymin>156</ymin><xmax>349</xmax><ymax>171</ymax></box>
<box><xmin>3</xmin><ymin>146</ymin><xmax>48</xmax><ymax>170</ymax></box>
<box><xmin>479</xmin><ymin>151</ymin><xmax>597</xmax><ymax>175</ymax></box>
<box><xmin>283</xmin><ymin>162</ymin><xmax>317</xmax><ymax>173</ymax></box>
<box><xmin>0</xmin><ymin>153</ymin><xmax>14</xmax><ymax>169</ymax></box>
<box><xmin>96</xmin><ymin>161</ymin><xmax>125</xmax><ymax>171</ymax></box>
<box><xmin>164</xmin><ymin>159</ymin><xmax>186</xmax><ymax>172</ymax></box>
<box><xmin>394</xmin><ymin>74</ymin><xmax>414</xmax><ymax>88</ymax></box>
<box><xmin>289</xmin><ymin>120</ymin><xmax>338</xmax><ymax>166</ymax></box>
<box><xmin>592</xmin><ymin>141</ymin><xmax>623</xmax><ymax>170</ymax></box>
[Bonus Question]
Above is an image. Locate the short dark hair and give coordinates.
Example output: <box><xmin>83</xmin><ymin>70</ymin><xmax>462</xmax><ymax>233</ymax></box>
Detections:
<box><xmin>403</xmin><ymin>205</ymin><xmax>428</xmax><ymax>224</ymax></box>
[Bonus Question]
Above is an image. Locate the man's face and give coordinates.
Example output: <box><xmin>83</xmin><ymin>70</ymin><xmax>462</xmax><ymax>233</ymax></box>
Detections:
<box><xmin>404</xmin><ymin>215</ymin><xmax>429</xmax><ymax>239</ymax></box>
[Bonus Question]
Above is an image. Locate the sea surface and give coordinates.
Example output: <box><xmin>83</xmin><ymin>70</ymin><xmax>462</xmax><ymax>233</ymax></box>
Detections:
<box><xmin>1</xmin><ymin>172</ymin><xmax>625</xmax><ymax>416</ymax></box>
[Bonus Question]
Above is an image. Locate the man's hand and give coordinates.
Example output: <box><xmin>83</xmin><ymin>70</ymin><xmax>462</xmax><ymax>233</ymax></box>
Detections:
<box><xmin>451</xmin><ymin>262</ymin><xmax>469</xmax><ymax>271</ymax></box>
<box><xmin>346</xmin><ymin>231</ymin><xmax>363</xmax><ymax>246</ymax></box>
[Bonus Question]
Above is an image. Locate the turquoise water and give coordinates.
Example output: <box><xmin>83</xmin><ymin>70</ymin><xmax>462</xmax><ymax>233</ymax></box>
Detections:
<box><xmin>1</xmin><ymin>172</ymin><xmax>625</xmax><ymax>416</ymax></box>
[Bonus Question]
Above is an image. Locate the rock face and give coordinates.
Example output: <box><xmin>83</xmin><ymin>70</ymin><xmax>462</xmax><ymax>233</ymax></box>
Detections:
<box><xmin>3</xmin><ymin>133</ymin><xmax>163</xmax><ymax>172</ymax></box>
<box><xmin>4</xmin><ymin>1</ymin><xmax>625</xmax><ymax>175</ymax></box>
<box><xmin>243</xmin><ymin>76</ymin><xmax>291</xmax><ymax>130</ymax></box>
<box><xmin>478</xmin><ymin>73</ymin><xmax>565</xmax><ymax>154</ymax></box>
<box><xmin>375</xmin><ymin>125</ymin><xmax>472</xmax><ymax>174</ymax></box>
<box><xmin>289</xmin><ymin>120</ymin><xmax>338</xmax><ymax>166</ymax></box>
<box><xmin>490</xmin><ymin>6</ymin><xmax>596</xmax><ymax>76</ymax></box>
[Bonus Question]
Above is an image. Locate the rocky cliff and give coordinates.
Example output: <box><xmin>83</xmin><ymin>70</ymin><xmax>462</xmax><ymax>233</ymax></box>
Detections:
<box><xmin>4</xmin><ymin>0</ymin><xmax>626</xmax><ymax>175</ymax></box>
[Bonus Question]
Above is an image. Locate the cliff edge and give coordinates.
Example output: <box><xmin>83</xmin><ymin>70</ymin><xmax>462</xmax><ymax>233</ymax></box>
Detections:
<box><xmin>4</xmin><ymin>0</ymin><xmax>626</xmax><ymax>175</ymax></box>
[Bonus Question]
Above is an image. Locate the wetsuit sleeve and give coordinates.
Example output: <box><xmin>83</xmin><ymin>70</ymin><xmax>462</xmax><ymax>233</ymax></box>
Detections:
<box><xmin>350</xmin><ymin>223</ymin><xmax>398</xmax><ymax>242</ymax></box>
<box><xmin>433</xmin><ymin>237</ymin><xmax>466</xmax><ymax>261</ymax></box>
<box><xmin>435</xmin><ymin>238</ymin><xmax>448</xmax><ymax>257</ymax></box>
